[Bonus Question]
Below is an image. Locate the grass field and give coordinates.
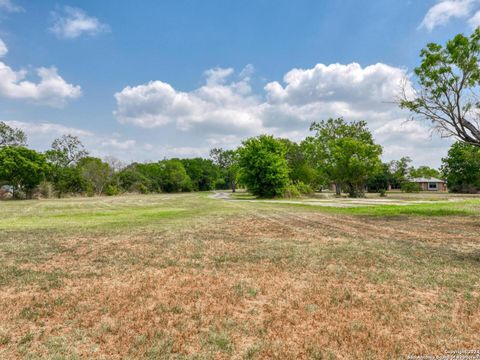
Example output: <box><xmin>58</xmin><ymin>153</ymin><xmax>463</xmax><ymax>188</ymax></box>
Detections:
<box><xmin>1</xmin><ymin>192</ymin><xmax>480</xmax><ymax>359</ymax></box>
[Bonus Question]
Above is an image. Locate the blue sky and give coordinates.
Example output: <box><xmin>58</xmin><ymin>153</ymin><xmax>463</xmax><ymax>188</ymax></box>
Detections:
<box><xmin>0</xmin><ymin>0</ymin><xmax>478</xmax><ymax>167</ymax></box>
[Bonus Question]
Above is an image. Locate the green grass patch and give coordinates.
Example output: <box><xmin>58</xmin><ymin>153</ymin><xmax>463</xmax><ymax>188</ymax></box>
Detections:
<box><xmin>267</xmin><ymin>199</ymin><xmax>480</xmax><ymax>217</ymax></box>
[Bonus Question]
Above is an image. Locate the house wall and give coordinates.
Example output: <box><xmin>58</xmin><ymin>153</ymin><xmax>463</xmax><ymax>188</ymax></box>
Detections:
<box><xmin>417</xmin><ymin>182</ymin><xmax>447</xmax><ymax>191</ymax></box>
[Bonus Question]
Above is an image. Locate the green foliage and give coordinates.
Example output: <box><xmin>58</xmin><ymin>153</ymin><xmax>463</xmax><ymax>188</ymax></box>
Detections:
<box><xmin>295</xmin><ymin>181</ymin><xmax>314</xmax><ymax>195</ymax></box>
<box><xmin>283</xmin><ymin>184</ymin><xmax>301</xmax><ymax>198</ymax></box>
<box><xmin>279</xmin><ymin>139</ymin><xmax>320</xmax><ymax>189</ymax></box>
<box><xmin>133</xmin><ymin>163</ymin><xmax>163</xmax><ymax>192</ymax></box>
<box><xmin>37</xmin><ymin>181</ymin><xmax>54</xmax><ymax>198</ymax></box>
<box><xmin>401</xmin><ymin>182</ymin><xmax>421</xmax><ymax>193</ymax></box>
<box><xmin>0</xmin><ymin>121</ymin><xmax>27</xmax><ymax>148</ymax></box>
<box><xmin>400</xmin><ymin>29</ymin><xmax>480</xmax><ymax>146</ymax></box>
<box><xmin>104</xmin><ymin>184</ymin><xmax>120</xmax><ymax>196</ymax></box>
<box><xmin>441</xmin><ymin>142</ymin><xmax>480</xmax><ymax>193</ymax></box>
<box><xmin>367</xmin><ymin>163</ymin><xmax>391</xmax><ymax>192</ymax></box>
<box><xmin>136</xmin><ymin>183</ymin><xmax>149</xmax><ymax>194</ymax></box>
<box><xmin>117</xmin><ymin>165</ymin><xmax>153</xmax><ymax>193</ymax></box>
<box><xmin>238</xmin><ymin>135</ymin><xmax>290</xmax><ymax>198</ymax></box>
<box><xmin>304</xmin><ymin>118</ymin><xmax>383</xmax><ymax>197</ymax></box>
<box><xmin>47</xmin><ymin>165</ymin><xmax>87</xmax><ymax>196</ymax></box>
<box><xmin>410</xmin><ymin>166</ymin><xmax>441</xmax><ymax>179</ymax></box>
<box><xmin>388</xmin><ymin>157</ymin><xmax>413</xmax><ymax>189</ymax></box>
<box><xmin>0</xmin><ymin>146</ymin><xmax>48</xmax><ymax>198</ymax></box>
<box><xmin>77</xmin><ymin>157</ymin><xmax>113</xmax><ymax>195</ymax></box>
<box><xmin>158</xmin><ymin>159</ymin><xmax>192</xmax><ymax>193</ymax></box>
<box><xmin>180</xmin><ymin>158</ymin><xmax>219</xmax><ymax>191</ymax></box>
<box><xmin>116</xmin><ymin>160</ymin><xmax>195</xmax><ymax>194</ymax></box>
<box><xmin>48</xmin><ymin>134</ymin><xmax>88</xmax><ymax>167</ymax></box>
<box><xmin>210</xmin><ymin>148</ymin><xmax>239</xmax><ymax>192</ymax></box>
<box><xmin>283</xmin><ymin>181</ymin><xmax>314</xmax><ymax>198</ymax></box>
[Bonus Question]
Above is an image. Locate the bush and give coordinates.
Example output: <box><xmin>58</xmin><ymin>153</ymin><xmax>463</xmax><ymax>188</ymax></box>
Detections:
<box><xmin>13</xmin><ymin>189</ymin><xmax>26</xmax><ymax>200</ymax></box>
<box><xmin>104</xmin><ymin>184</ymin><xmax>120</xmax><ymax>196</ymax></box>
<box><xmin>283</xmin><ymin>184</ymin><xmax>301</xmax><ymax>198</ymax></box>
<box><xmin>37</xmin><ymin>181</ymin><xmax>54</xmax><ymax>198</ymax></box>
<box><xmin>295</xmin><ymin>181</ymin><xmax>313</xmax><ymax>195</ymax></box>
<box><xmin>379</xmin><ymin>188</ymin><xmax>387</xmax><ymax>197</ymax></box>
<box><xmin>134</xmin><ymin>182</ymin><xmax>149</xmax><ymax>194</ymax></box>
<box><xmin>401</xmin><ymin>182</ymin><xmax>421</xmax><ymax>193</ymax></box>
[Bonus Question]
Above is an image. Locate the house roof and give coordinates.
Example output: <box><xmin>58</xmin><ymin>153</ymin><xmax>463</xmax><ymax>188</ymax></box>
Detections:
<box><xmin>410</xmin><ymin>177</ymin><xmax>445</xmax><ymax>183</ymax></box>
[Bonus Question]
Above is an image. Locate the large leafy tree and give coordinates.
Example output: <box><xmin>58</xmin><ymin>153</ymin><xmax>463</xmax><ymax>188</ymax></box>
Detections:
<box><xmin>117</xmin><ymin>164</ymin><xmax>153</xmax><ymax>193</ymax></box>
<box><xmin>410</xmin><ymin>166</ymin><xmax>441</xmax><ymax>179</ymax></box>
<box><xmin>238</xmin><ymin>135</ymin><xmax>289</xmax><ymax>198</ymax></box>
<box><xmin>0</xmin><ymin>146</ymin><xmax>48</xmax><ymax>198</ymax></box>
<box><xmin>304</xmin><ymin>118</ymin><xmax>382</xmax><ymax>197</ymax></box>
<box><xmin>367</xmin><ymin>163</ymin><xmax>393</xmax><ymax>192</ymax></box>
<box><xmin>279</xmin><ymin>139</ymin><xmax>320</xmax><ymax>188</ymax></box>
<box><xmin>209</xmin><ymin>148</ymin><xmax>239</xmax><ymax>192</ymax></box>
<box><xmin>388</xmin><ymin>156</ymin><xmax>413</xmax><ymax>188</ymax></box>
<box><xmin>77</xmin><ymin>157</ymin><xmax>112</xmax><ymax>195</ymax></box>
<box><xmin>400</xmin><ymin>29</ymin><xmax>480</xmax><ymax>146</ymax></box>
<box><xmin>134</xmin><ymin>163</ymin><xmax>164</xmax><ymax>192</ymax></box>
<box><xmin>441</xmin><ymin>142</ymin><xmax>480</xmax><ymax>193</ymax></box>
<box><xmin>48</xmin><ymin>166</ymin><xmax>87</xmax><ymax>197</ymax></box>
<box><xmin>159</xmin><ymin>159</ymin><xmax>192</xmax><ymax>193</ymax></box>
<box><xmin>46</xmin><ymin>134</ymin><xmax>88</xmax><ymax>167</ymax></box>
<box><xmin>0</xmin><ymin>121</ymin><xmax>27</xmax><ymax>148</ymax></box>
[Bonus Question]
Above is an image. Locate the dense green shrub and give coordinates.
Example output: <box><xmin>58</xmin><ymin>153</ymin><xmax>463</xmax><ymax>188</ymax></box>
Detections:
<box><xmin>295</xmin><ymin>181</ymin><xmax>313</xmax><ymax>195</ymax></box>
<box><xmin>180</xmin><ymin>158</ymin><xmax>219</xmax><ymax>191</ymax></box>
<box><xmin>401</xmin><ymin>182</ymin><xmax>421</xmax><ymax>193</ymax></box>
<box><xmin>238</xmin><ymin>135</ymin><xmax>290</xmax><ymax>198</ymax></box>
<box><xmin>283</xmin><ymin>184</ymin><xmax>301</xmax><ymax>198</ymax></box>
<box><xmin>105</xmin><ymin>184</ymin><xmax>120</xmax><ymax>196</ymax></box>
<box><xmin>441</xmin><ymin>142</ymin><xmax>480</xmax><ymax>193</ymax></box>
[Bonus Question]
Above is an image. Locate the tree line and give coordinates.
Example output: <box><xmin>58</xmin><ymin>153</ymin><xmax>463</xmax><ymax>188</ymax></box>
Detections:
<box><xmin>1</xmin><ymin>118</ymin><xmax>477</xmax><ymax>200</ymax></box>
<box><xmin>3</xmin><ymin>29</ymin><xmax>480</xmax><ymax>199</ymax></box>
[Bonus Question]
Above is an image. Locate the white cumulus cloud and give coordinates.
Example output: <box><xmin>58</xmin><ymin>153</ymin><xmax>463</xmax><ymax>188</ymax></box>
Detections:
<box><xmin>420</xmin><ymin>0</ymin><xmax>480</xmax><ymax>30</ymax></box>
<box><xmin>0</xmin><ymin>64</ymin><xmax>82</xmax><ymax>106</ymax></box>
<box><xmin>113</xmin><ymin>63</ymin><xmax>452</xmax><ymax>166</ymax></box>
<box><xmin>114</xmin><ymin>62</ymin><xmax>411</xmax><ymax>134</ymax></box>
<box><xmin>114</xmin><ymin>66</ymin><xmax>262</xmax><ymax>134</ymax></box>
<box><xmin>0</xmin><ymin>38</ymin><xmax>81</xmax><ymax>106</ymax></box>
<box><xmin>50</xmin><ymin>6</ymin><xmax>110</xmax><ymax>39</ymax></box>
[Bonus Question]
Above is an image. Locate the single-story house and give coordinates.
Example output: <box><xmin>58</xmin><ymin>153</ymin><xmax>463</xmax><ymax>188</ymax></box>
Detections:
<box><xmin>409</xmin><ymin>177</ymin><xmax>447</xmax><ymax>191</ymax></box>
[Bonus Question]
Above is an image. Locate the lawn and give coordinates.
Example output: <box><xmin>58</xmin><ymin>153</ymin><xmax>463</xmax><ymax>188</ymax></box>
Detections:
<box><xmin>0</xmin><ymin>192</ymin><xmax>480</xmax><ymax>359</ymax></box>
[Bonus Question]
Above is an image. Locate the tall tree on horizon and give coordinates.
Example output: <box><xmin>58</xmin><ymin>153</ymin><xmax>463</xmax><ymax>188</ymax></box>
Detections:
<box><xmin>400</xmin><ymin>29</ymin><xmax>480</xmax><ymax>147</ymax></box>
<box><xmin>0</xmin><ymin>122</ymin><xmax>27</xmax><ymax>148</ymax></box>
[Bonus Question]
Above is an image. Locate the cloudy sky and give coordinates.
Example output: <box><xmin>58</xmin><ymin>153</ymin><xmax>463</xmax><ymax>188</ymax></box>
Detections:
<box><xmin>0</xmin><ymin>0</ymin><xmax>478</xmax><ymax>167</ymax></box>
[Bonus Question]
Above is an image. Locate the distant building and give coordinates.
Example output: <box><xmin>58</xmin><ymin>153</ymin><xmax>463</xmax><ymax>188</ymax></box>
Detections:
<box><xmin>0</xmin><ymin>185</ymin><xmax>13</xmax><ymax>199</ymax></box>
<box><xmin>409</xmin><ymin>177</ymin><xmax>447</xmax><ymax>191</ymax></box>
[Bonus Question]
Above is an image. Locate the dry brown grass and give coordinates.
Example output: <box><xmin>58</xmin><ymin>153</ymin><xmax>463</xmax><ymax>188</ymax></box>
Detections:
<box><xmin>0</xmin><ymin>194</ymin><xmax>479</xmax><ymax>359</ymax></box>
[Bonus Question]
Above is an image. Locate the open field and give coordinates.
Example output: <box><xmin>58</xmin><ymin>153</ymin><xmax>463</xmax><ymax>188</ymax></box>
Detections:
<box><xmin>1</xmin><ymin>193</ymin><xmax>480</xmax><ymax>359</ymax></box>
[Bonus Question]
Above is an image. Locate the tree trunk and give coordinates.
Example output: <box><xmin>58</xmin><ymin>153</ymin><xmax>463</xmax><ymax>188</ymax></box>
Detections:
<box><xmin>347</xmin><ymin>183</ymin><xmax>365</xmax><ymax>198</ymax></box>
<box><xmin>335</xmin><ymin>183</ymin><xmax>341</xmax><ymax>196</ymax></box>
